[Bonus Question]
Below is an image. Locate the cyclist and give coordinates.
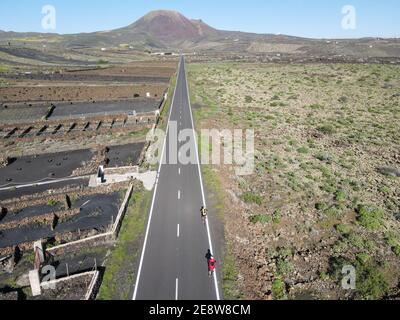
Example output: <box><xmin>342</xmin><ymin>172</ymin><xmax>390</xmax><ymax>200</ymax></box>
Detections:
<box><xmin>200</xmin><ymin>206</ymin><xmax>208</xmax><ymax>225</ymax></box>
<box><xmin>208</xmin><ymin>256</ymin><xmax>216</xmax><ymax>277</ymax></box>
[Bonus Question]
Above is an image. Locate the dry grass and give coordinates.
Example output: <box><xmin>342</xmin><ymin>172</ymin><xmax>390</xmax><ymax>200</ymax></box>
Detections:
<box><xmin>188</xmin><ymin>62</ymin><xmax>400</xmax><ymax>300</ymax></box>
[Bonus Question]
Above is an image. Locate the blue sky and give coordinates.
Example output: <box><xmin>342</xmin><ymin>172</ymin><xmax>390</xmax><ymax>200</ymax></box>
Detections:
<box><xmin>0</xmin><ymin>0</ymin><xmax>399</xmax><ymax>38</ymax></box>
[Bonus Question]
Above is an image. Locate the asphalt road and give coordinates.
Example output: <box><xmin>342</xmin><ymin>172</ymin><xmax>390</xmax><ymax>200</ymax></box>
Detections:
<box><xmin>133</xmin><ymin>56</ymin><xmax>220</xmax><ymax>300</ymax></box>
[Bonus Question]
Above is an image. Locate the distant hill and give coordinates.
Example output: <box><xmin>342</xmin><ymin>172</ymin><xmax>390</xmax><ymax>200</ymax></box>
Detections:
<box><xmin>122</xmin><ymin>10</ymin><xmax>219</xmax><ymax>41</ymax></box>
<box><xmin>0</xmin><ymin>10</ymin><xmax>399</xmax><ymax>59</ymax></box>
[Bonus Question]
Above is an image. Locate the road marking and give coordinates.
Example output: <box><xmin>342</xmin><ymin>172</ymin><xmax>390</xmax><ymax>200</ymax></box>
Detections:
<box><xmin>175</xmin><ymin>278</ymin><xmax>179</xmax><ymax>300</ymax></box>
<box><xmin>178</xmin><ymin>168</ymin><xmax>181</xmax><ymax>175</ymax></box>
<box><xmin>177</xmin><ymin>224</ymin><xmax>180</xmax><ymax>238</ymax></box>
<box><xmin>81</xmin><ymin>200</ymin><xmax>91</xmax><ymax>207</ymax></box>
<box><xmin>183</xmin><ymin>58</ymin><xmax>221</xmax><ymax>301</ymax></box>
<box><xmin>132</xmin><ymin>57</ymin><xmax>181</xmax><ymax>301</ymax></box>
<box><xmin>178</xmin><ymin>190</ymin><xmax>181</xmax><ymax>200</ymax></box>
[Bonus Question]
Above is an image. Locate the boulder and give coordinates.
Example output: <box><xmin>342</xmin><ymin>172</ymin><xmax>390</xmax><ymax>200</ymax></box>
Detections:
<box><xmin>0</xmin><ymin>156</ymin><xmax>9</xmax><ymax>168</ymax></box>
<box><xmin>16</xmin><ymin>273</ymin><xmax>30</xmax><ymax>287</ymax></box>
<box><xmin>0</xmin><ymin>291</ymin><xmax>18</xmax><ymax>301</ymax></box>
<box><xmin>377</xmin><ymin>167</ymin><xmax>400</xmax><ymax>177</ymax></box>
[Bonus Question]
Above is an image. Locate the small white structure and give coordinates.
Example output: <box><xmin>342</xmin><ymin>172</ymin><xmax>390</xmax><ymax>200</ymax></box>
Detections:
<box><xmin>29</xmin><ymin>270</ymin><xmax>41</xmax><ymax>297</ymax></box>
<box><xmin>97</xmin><ymin>166</ymin><xmax>105</xmax><ymax>184</ymax></box>
<box><xmin>146</xmin><ymin>92</ymin><xmax>151</xmax><ymax>98</ymax></box>
<box><xmin>33</xmin><ymin>241</ymin><xmax>45</xmax><ymax>264</ymax></box>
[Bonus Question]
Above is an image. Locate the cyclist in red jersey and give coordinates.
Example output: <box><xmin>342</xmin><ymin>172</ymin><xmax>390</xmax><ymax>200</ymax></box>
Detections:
<box><xmin>208</xmin><ymin>256</ymin><xmax>216</xmax><ymax>277</ymax></box>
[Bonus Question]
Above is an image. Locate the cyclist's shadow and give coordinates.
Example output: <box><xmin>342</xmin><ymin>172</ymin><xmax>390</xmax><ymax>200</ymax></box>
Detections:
<box><xmin>205</xmin><ymin>249</ymin><xmax>212</xmax><ymax>261</ymax></box>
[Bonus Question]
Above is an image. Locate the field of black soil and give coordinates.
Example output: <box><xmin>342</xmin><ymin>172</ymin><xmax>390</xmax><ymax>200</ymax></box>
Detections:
<box><xmin>2</xmin><ymin>73</ymin><xmax>170</xmax><ymax>83</ymax></box>
<box><xmin>0</xmin><ymin>192</ymin><xmax>121</xmax><ymax>249</ymax></box>
<box><xmin>53</xmin><ymin>248</ymin><xmax>109</xmax><ymax>279</ymax></box>
<box><xmin>0</xmin><ymin>149</ymin><xmax>93</xmax><ymax>186</ymax></box>
<box><xmin>0</xmin><ymin>98</ymin><xmax>162</xmax><ymax>125</ymax></box>
<box><xmin>49</xmin><ymin>98</ymin><xmax>161</xmax><ymax>120</ymax></box>
<box><xmin>0</xmin><ymin>104</ymin><xmax>48</xmax><ymax>124</ymax></box>
<box><xmin>0</xmin><ymin>141</ymin><xmax>146</xmax><ymax>188</ymax></box>
<box><xmin>106</xmin><ymin>143</ymin><xmax>146</xmax><ymax>167</ymax></box>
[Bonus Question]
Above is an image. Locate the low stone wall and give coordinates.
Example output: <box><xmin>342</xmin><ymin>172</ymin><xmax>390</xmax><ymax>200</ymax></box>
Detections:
<box><xmin>111</xmin><ymin>183</ymin><xmax>134</xmax><ymax>238</ymax></box>
<box><xmin>84</xmin><ymin>271</ymin><xmax>101</xmax><ymax>300</ymax></box>
<box><xmin>47</xmin><ymin>183</ymin><xmax>135</xmax><ymax>255</ymax></box>
<box><xmin>40</xmin><ymin>270</ymin><xmax>100</xmax><ymax>300</ymax></box>
<box><xmin>0</xmin><ymin>208</ymin><xmax>80</xmax><ymax>232</ymax></box>
<box><xmin>47</xmin><ymin>233</ymin><xmax>113</xmax><ymax>256</ymax></box>
<box><xmin>2</xmin><ymin>180</ymin><xmax>130</xmax><ymax>209</ymax></box>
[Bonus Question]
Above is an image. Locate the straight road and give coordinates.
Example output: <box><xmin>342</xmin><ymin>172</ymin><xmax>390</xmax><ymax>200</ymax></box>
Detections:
<box><xmin>133</xmin><ymin>56</ymin><xmax>220</xmax><ymax>300</ymax></box>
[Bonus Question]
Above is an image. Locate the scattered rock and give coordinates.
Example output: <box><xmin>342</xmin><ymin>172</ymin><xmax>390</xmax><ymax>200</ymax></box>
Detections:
<box><xmin>0</xmin><ymin>156</ymin><xmax>10</xmax><ymax>168</ymax></box>
<box><xmin>16</xmin><ymin>273</ymin><xmax>30</xmax><ymax>287</ymax></box>
<box><xmin>0</xmin><ymin>255</ymin><xmax>14</xmax><ymax>273</ymax></box>
<box><xmin>0</xmin><ymin>291</ymin><xmax>18</xmax><ymax>301</ymax></box>
<box><xmin>377</xmin><ymin>167</ymin><xmax>400</xmax><ymax>177</ymax></box>
<box><xmin>227</xmin><ymin>189</ymin><xmax>239</xmax><ymax>203</ymax></box>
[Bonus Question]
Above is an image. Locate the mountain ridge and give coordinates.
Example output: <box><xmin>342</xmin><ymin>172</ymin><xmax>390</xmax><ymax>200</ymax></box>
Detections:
<box><xmin>0</xmin><ymin>10</ymin><xmax>399</xmax><ymax>58</ymax></box>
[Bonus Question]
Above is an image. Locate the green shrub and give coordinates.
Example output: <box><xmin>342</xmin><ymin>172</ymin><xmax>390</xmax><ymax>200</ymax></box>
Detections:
<box><xmin>0</xmin><ymin>64</ymin><xmax>9</xmax><ymax>73</ymax></box>
<box><xmin>297</xmin><ymin>147</ymin><xmax>309</xmax><ymax>154</ymax></box>
<box><xmin>250</xmin><ymin>214</ymin><xmax>271</xmax><ymax>224</ymax></box>
<box><xmin>356</xmin><ymin>205</ymin><xmax>385</xmax><ymax>231</ymax></box>
<box><xmin>243</xmin><ymin>192</ymin><xmax>263</xmax><ymax>205</ymax></box>
<box><xmin>327</xmin><ymin>256</ymin><xmax>351</xmax><ymax>278</ymax></box>
<box><xmin>357</xmin><ymin>253</ymin><xmax>371</xmax><ymax>265</ymax></box>
<box><xmin>335</xmin><ymin>224</ymin><xmax>352</xmax><ymax>235</ymax></box>
<box><xmin>47</xmin><ymin>199</ymin><xmax>59</xmax><ymax>206</ymax></box>
<box><xmin>356</xmin><ymin>264</ymin><xmax>389</xmax><ymax>300</ymax></box>
<box><xmin>272</xmin><ymin>210</ymin><xmax>281</xmax><ymax>224</ymax></box>
<box><xmin>244</xmin><ymin>95</ymin><xmax>253</xmax><ymax>103</ymax></box>
<box><xmin>335</xmin><ymin>190</ymin><xmax>347</xmax><ymax>202</ymax></box>
<box><xmin>308</xmin><ymin>104</ymin><xmax>324</xmax><ymax>110</ymax></box>
<box><xmin>318</xmin><ymin>124</ymin><xmax>336</xmax><ymax>135</ymax></box>
<box><xmin>276</xmin><ymin>259</ymin><xmax>293</xmax><ymax>275</ymax></box>
<box><xmin>385</xmin><ymin>232</ymin><xmax>400</xmax><ymax>256</ymax></box>
<box><xmin>379</xmin><ymin>186</ymin><xmax>391</xmax><ymax>194</ymax></box>
<box><xmin>315</xmin><ymin>202</ymin><xmax>328</xmax><ymax>211</ymax></box>
<box><xmin>346</xmin><ymin>233</ymin><xmax>365</xmax><ymax>250</ymax></box>
<box><xmin>338</xmin><ymin>96</ymin><xmax>348</xmax><ymax>103</ymax></box>
<box><xmin>272</xmin><ymin>278</ymin><xmax>287</xmax><ymax>300</ymax></box>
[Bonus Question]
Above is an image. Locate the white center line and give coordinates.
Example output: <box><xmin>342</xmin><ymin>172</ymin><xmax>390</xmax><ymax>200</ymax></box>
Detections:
<box><xmin>178</xmin><ymin>190</ymin><xmax>181</xmax><ymax>200</ymax></box>
<box><xmin>175</xmin><ymin>278</ymin><xmax>179</xmax><ymax>300</ymax></box>
<box><xmin>183</xmin><ymin>58</ymin><xmax>221</xmax><ymax>301</ymax></box>
<box><xmin>178</xmin><ymin>168</ymin><xmax>181</xmax><ymax>175</ymax></box>
<box><xmin>177</xmin><ymin>224</ymin><xmax>180</xmax><ymax>238</ymax></box>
